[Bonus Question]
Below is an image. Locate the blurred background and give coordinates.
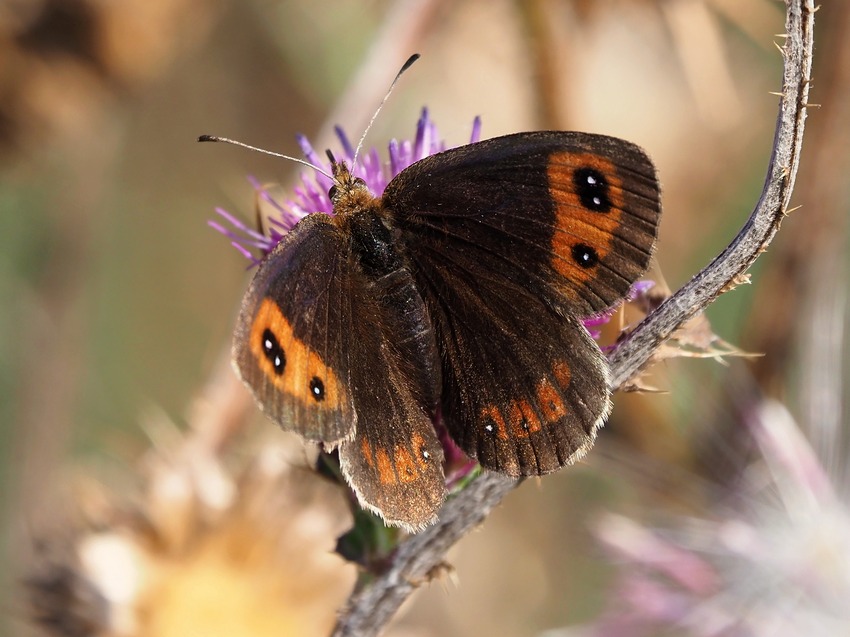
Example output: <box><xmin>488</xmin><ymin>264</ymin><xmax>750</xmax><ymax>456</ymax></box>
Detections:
<box><xmin>2</xmin><ymin>1</ymin><xmax>848</xmax><ymax>636</ymax></box>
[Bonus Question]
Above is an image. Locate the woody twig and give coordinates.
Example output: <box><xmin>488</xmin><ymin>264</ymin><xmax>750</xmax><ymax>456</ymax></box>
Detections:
<box><xmin>330</xmin><ymin>0</ymin><xmax>815</xmax><ymax>635</ymax></box>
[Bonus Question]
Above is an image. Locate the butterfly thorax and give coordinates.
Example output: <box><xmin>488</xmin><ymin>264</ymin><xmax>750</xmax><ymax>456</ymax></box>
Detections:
<box><xmin>327</xmin><ymin>160</ymin><xmax>400</xmax><ymax>277</ymax></box>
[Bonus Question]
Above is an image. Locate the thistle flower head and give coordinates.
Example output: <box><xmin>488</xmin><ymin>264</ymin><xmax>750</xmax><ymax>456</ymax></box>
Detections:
<box><xmin>27</xmin><ymin>437</ymin><xmax>356</xmax><ymax>637</ymax></box>
<box><xmin>209</xmin><ymin>108</ymin><xmax>482</xmax><ymax>265</ymax></box>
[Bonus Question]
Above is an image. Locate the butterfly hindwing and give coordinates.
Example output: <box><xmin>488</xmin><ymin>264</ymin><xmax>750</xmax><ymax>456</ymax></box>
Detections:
<box><xmin>410</xmin><ymin>253</ymin><xmax>609</xmax><ymax>476</ymax></box>
<box><xmin>334</xmin><ymin>213</ymin><xmax>446</xmax><ymax>529</ymax></box>
<box><xmin>337</xmin><ymin>297</ymin><xmax>446</xmax><ymax>529</ymax></box>
<box><xmin>233</xmin><ymin>213</ymin><xmax>358</xmax><ymax>444</ymax></box>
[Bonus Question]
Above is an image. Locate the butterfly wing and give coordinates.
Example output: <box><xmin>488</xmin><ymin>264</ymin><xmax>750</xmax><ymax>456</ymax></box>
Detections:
<box><xmin>420</xmin><ymin>262</ymin><xmax>610</xmax><ymax>476</ymax></box>
<box><xmin>233</xmin><ymin>213</ymin><xmax>358</xmax><ymax>444</ymax></box>
<box><xmin>337</xmin><ymin>294</ymin><xmax>446</xmax><ymax>529</ymax></box>
<box><xmin>234</xmin><ymin>212</ymin><xmax>445</xmax><ymax>527</ymax></box>
<box><xmin>385</xmin><ymin>132</ymin><xmax>659</xmax><ymax>316</ymax></box>
<box><xmin>384</xmin><ymin>132</ymin><xmax>661</xmax><ymax>476</ymax></box>
<box><xmin>334</xmin><ymin>230</ymin><xmax>446</xmax><ymax>530</ymax></box>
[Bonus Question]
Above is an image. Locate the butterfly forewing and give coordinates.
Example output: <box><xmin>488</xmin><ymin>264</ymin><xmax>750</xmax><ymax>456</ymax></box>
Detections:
<box><xmin>384</xmin><ymin>131</ymin><xmax>661</xmax><ymax>317</ymax></box>
<box><xmin>233</xmin><ymin>214</ymin><xmax>357</xmax><ymax>444</ymax></box>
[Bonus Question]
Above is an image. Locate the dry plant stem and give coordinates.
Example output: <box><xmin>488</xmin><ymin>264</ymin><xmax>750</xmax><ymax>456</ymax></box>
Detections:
<box><xmin>608</xmin><ymin>0</ymin><xmax>813</xmax><ymax>387</ymax></box>
<box><xmin>331</xmin><ymin>1</ymin><xmax>815</xmax><ymax>635</ymax></box>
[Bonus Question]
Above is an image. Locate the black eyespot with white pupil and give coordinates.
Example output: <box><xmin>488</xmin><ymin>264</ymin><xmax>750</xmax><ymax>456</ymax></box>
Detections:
<box><xmin>416</xmin><ymin>438</ymin><xmax>431</xmax><ymax>463</ymax></box>
<box><xmin>573</xmin><ymin>167</ymin><xmax>611</xmax><ymax>212</ymax></box>
<box><xmin>572</xmin><ymin>244</ymin><xmax>599</xmax><ymax>268</ymax></box>
<box><xmin>309</xmin><ymin>377</ymin><xmax>325</xmax><ymax>401</ymax></box>
<box><xmin>261</xmin><ymin>328</ymin><xmax>285</xmax><ymax>375</ymax></box>
<box><xmin>483</xmin><ymin>413</ymin><xmax>498</xmax><ymax>435</ymax></box>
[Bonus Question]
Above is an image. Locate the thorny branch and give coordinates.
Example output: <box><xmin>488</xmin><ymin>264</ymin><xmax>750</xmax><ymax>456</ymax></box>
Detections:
<box><xmin>330</xmin><ymin>1</ymin><xmax>815</xmax><ymax>635</ymax></box>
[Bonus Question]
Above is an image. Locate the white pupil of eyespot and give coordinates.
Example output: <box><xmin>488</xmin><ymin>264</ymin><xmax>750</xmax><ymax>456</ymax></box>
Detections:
<box><xmin>593</xmin><ymin>196</ymin><xmax>601</xmax><ymax>205</ymax></box>
<box><xmin>587</xmin><ymin>175</ymin><xmax>597</xmax><ymax>185</ymax></box>
<box><xmin>312</xmin><ymin>385</ymin><xmax>320</xmax><ymax>395</ymax></box>
<box><xmin>264</xmin><ymin>339</ymin><xmax>273</xmax><ymax>350</ymax></box>
<box><xmin>485</xmin><ymin>424</ymin><xmax>493</xmax><ymax>432</ymax></box>
<box><xmin>274</xmin><ymin>355</ymin><xmax>281</xmax><ymax>367</ymax></box>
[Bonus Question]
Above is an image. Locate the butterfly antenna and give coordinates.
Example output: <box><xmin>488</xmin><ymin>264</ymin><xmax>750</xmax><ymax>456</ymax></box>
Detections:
<box><xmin>198</xmin><ymin>135</ymin><xmax>334</xmax><ymax>181</ymax></box>
<box><xmin>351</xmin><ymin>53</ymin><xmax>420</xmax><ymax>166</ymax></box>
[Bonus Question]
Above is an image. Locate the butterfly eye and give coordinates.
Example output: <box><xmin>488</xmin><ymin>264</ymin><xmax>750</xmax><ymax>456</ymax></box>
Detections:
<box><xmin>353</xmin><ymin>177</ymin><xmax>366</xmax><ymax>187</ymax></box>
<box><xmin>261</xmin><ymin>328</ymin><xmax>286</xmax><ymax>375</ymax></box>
<box><xmin>309</xmin><ymin>376</ymin><xmax>325</xmax><ymax>401</ymax></box>
<box><xmin>328</xmin><ymin>185</ymin><xmax>338</xmax><ymax>200</ymax></box>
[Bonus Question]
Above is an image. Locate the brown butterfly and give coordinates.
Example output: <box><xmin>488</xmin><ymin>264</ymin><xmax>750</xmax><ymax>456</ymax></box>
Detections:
<box><xmin>230</xmin><ymin>130</ymin><xmax>661</xmax><ymax>531</ymax></box>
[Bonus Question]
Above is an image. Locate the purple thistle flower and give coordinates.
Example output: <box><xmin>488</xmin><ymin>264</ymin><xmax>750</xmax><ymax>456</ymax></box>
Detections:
<box><xmin>210</xmin><ymin>108</ymin><xmax>480</xmax><ymax>265</ymax></box>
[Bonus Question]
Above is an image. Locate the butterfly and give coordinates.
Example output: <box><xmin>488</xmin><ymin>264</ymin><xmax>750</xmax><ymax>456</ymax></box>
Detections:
<box><xmin>231</xmin><ymin>130</ymin><xmax>661</xmax><ymax>531</ymax></box>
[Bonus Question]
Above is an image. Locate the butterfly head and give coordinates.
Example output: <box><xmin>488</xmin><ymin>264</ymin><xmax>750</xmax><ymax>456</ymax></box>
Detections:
<box><xmin>325</xmin><ymin>150</ymin><xmax>376</xmax><ymax>216</ymax></box>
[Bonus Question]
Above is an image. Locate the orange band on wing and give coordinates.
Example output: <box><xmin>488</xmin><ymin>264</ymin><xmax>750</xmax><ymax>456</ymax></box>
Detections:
<box><xmin>249</xmin><ymin>298</ymin><xmax>346</xmax><ymax>410</ymax></box>
<box><xmin>361</xmin><ymin>434</ymin><xmax>433</xmax><ymax>485</ymax></box>
<box><xmin>547</xmin><ymin>151</ymin><xmax>625</xmax><ymax>287</ymax></box>
<box><xmin>481</xmin><ymin>405</ymin><xmax>509</xmax><ymax>441</ymax></box>
<box><xmin>552</xmin><ymin>360</ymin><xmax>572</xmax><ymax>388</ymax></box>
<box><xmin>394</xmin><ymin>448</ymin><xmax>420</xmax><ymax>483</ymax></box>
<box><xmin>508</xmin><ymin>399</ymin><xmax>542</xmax><ymax>438</ymax></box>
<box><xmin>536</xmin><ymin>377</ymin><xmax>568</xmax><ymax>423</ymax></box>
<box><xmin>479</xmin><ymin>361</ymin><xmax>575</xmax><ymax>441</ymax></box>
<box><xmin>375</xmin><ymin>447</ymin><xmax>396</xmax><ymax>485</ymax></box>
